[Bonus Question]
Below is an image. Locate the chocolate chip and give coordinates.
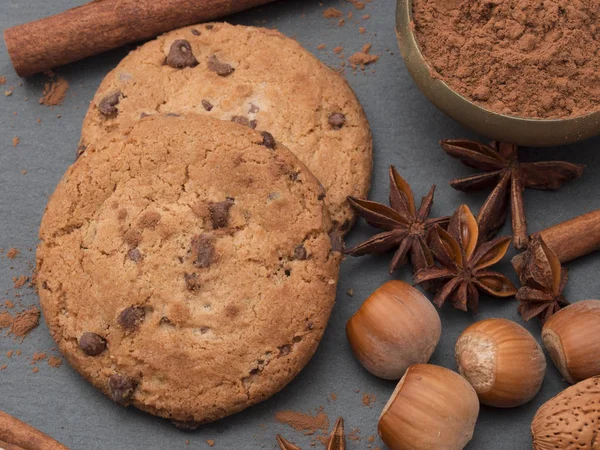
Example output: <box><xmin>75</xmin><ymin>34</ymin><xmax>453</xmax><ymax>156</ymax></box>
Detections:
<box><xmin>190</xmin><ymin>234</ymin><xmax>215</xmax><ymax>268</ymax></box>
<box><xmin>209</xmin><ymin>199</ymin><xmax>234</xmax><ymax>229</ymax></box>
<box><xmin>117</xmin><ymin>306</ymin><xmax>145</xmax><ymax>332</ymax></box>
<box><xmin>207</xmin><ymin>55</ymin><xmax>234</xmax><ymax>77</ymax></box>
<box><xmin>260</xmin><ymin>131</ymin><xmax>276</xmax><ymax>149</ymax></box>
<box><xmin>98</xmin><ymin>91</ymin><xmax>121</xmax><ymax>117</ymax></box>
<box><xmin>123</xmin><ymin>229</ymin><xmax>142</xmax><ymax>247</ymax></box>
<box><xmin>328</xmin><ymin>112</ymin><xmax>346</xmax><ymax>129</ymax></box>
<box><xmin>138</xmin><ymin>211</ymin><xmax>161</xmax><ymax>229</ymax></box>
<box><xmin>191</xmin><ymin>29</ymin><xmax>201</xmax><ymax>36</ymax></box>
<box><xmin>128</xmin><ymin>248</ymin><xmax>142</xmax><ymax>262</ymax></box>
<box><xmin>184</xmin><ymin>273</ymin><xmax>201</xmax><ymax>291</ymax></box>
<box><xmin>329</xmin><ymin>230</ymin><xmax>344</xmax><ymax>253</ymax></box>
<box><xmin>231</xmin><ymin>116</ymin><xmax>255</xmax><ymax>128</ymax></box>
<box><xmin>249</xmin><ymin>103</ymin><xmax>260</xmax><ymax>114</ymax></box>
<box><xmin>108</xmin><ymin>374</ymin><xmax>137</xmax><ymax>406</ymax></box>
<box><xmin>205</xmin><ymin>24</ymin><xmax>214</xmax><ymax>30</ymax></box>
<box><xmin>79</xmin><ymin>332</ymin><xmax>107</xmax><ymax>356</ymax></box>
<box><xmin>172</xmin><ymin>420</ymin><xmax>201</xmax><ymax>430</ymax></box>
<box><xmin>165</xmin><ymin>40</ymin><xmax>198</xmax><ymax>69</ymax></box>
<box><xmin>294</xmin><ymin>245</ymin><xmax>307</xmax><ymax>260</ymax></box>
<box><xmin>76</xmin><ymin>144</ymin><xmax>87</xmax><ymax>159</ymax></box>
<box><xmin>202</xmin><ymin>99</ymin><xmax>213</xmax><ymax>111</ymax></box>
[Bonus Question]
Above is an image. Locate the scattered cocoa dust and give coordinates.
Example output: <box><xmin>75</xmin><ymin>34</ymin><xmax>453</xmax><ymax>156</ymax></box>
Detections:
<box><xmin>412</xmin><ymin>0</ymin><xmax>600</xmax><ymax>118</ymax></box>
<box><xmin>8</xmin><ymin>306</ymin><xmax>40</xmax><ymax>338</ymax></box>
<box><xmin>275</xmin><ymin>407</ymin><xmax>330</xmax><ymax>435</ymax></box>
<box><xmin>6</xmin><ymin>248</ymin><xmax>19</xmax><ymax>259</ymax></box>
<box><xmin>323</xmin><ymin>7</ymin><xmax>343</xmax><ymax>19</ymax></box>
<box><xmin>39</xmin><ymin>76</ymin><xmax>69</xmax><ymax>106</ymax></box>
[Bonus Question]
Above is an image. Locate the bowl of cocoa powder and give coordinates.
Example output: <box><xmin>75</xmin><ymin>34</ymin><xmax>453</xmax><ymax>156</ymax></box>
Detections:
<box><xmin>396</xmin><ymin>0</ymin><xmax>600</xmax><ymax>146</ymax></box>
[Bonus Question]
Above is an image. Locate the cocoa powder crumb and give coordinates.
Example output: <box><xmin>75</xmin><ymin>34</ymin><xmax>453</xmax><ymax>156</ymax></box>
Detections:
<box><xmin>333</xmin><ymin>46</ymin><xmax>344</xmax><ymax>54</ymax></box>
<box><xmin>349</xmin><ymin>428</ymin><xmax>361</xmax><ymax>441</ymax></box>
<box><xmin>348</xmin><ymin>11</ymin><xmax>354</xmax><ymax>19</ymax></box>
<box><xmin>6</xmin><ymin>350</ymin><xmax>13</xmax><ymax>358</ymax></box>
<box><xmin>32</xmin><ymin>367</ymin><xmax>39</xmax><ymax>373</ymax></box>
<box><xmin>0</xmin><ymin>365</ymin><xmax>7</xmax><ymax>371</ymax></box>
<box><xmin>0</xmin><ymin>76</ymin><xmax>5</xmax><ymax>85</ymax></box>
<box><xmin>330</xmin><ymin>393</ymin><xmax>337</xmax><ymax>401</ymax></box>
<box><xmin>359</xmin><ymin>26</ymin><xmax>366</xmax><ymax>34</ymax></box>
<box><xmin>12</xmin><ymin>136</ymin><xmax>19</xmax><ymax>147</ymax></box>
<box><xmin>48</xmin><ymin>356</ymin><xmax>62</xmax><ymax>368</ymax></box>
<box><xmin>9</xmin><ymin>306</ymin><xmax>40</xmax><ymax>338</ymax></box>
<box><xmin>206</xmin><ymin>440</ymin><xmax>215</xmax><ymax>447</ymax></box>
<box><xmin>39</xmin><ymin>77</ymin><xmax>69</xmax><ymax>106</ymax></box>
<box><xmin>338</xmin><ymin>19</ymin><xmax>345</xmax><ymax>27</ymax></box>
<box><xmin>6</xmin><ymin>248</ymin><xmax>19</xmax><ymax>259</ymax></box>
<box><xmin>317</xmin><ymin>44</ymin><xmax>326</xmax><ymax>50</ymax></box>
<box><xmin>363</xmin><ymin>14</ymin><xmax>371</xmax><ymax>19</ymax></box>
<box><xmin>362</xmin><ymin>393</ymin><xmax>376</xmax><ymax>407</ymax></box>
<box><xmin>4</xmin><ymin>300</ymin><xmax>14</xmax><ymax>309</ymax></box>
<box><xmin>349</xmin><ymin>50</ymin><xmax>379</xmax><ymax>67</ymax></box>
<box><xmin>323</xmin><ymin>7</ymin><xmax>343</xmax><ymax>18</ymax></box>
<box><xmin>368</xmin><ymin>435</ymin><xmax>375</xmax><ymax>443</ymax></box>
<box><xmin>16</xmin><ymin>350</ymin><xmax>21</xmax><ymax>356</ymax></box>
<box><xmin>275</xmin><ymin>408</ymin><xmax>330</xmax><ymax>435</ymax></box>
<box><xmin>350</xmin><ymin>0</ymin><xmax>365</xmax><ymax>9</ymax></box>
<box><xmin>412</xmin><ymin>0</ymin><xmax>600</xmax><ymax>118</ymax></box>
<box><xmin>31</xmin><ymin>352</ymin><xmax>47</xmax><ymax>363</ymax></box>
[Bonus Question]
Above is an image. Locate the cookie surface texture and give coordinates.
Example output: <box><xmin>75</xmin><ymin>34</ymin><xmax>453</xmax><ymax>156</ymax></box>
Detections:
<box><xmin>37</xmin><ymin>114</ymin><xmax>341</xmax><ymax>424</ymax></box>
<box><xmin>80</xmin><ymin>22</ymin><xmax>372</xmax><ymax>231</ymax></box>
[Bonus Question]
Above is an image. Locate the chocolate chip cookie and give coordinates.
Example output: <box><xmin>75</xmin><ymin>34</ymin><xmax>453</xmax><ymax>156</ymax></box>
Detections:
<box><xmin>37</xmin><ymin>114</ymin><xmax>341</xmax><ymax>425</ymax></box>
<box><xmin>79</xmin><ymin>22</ymin><xmax>373</xmax><ymax>231</ymax></box>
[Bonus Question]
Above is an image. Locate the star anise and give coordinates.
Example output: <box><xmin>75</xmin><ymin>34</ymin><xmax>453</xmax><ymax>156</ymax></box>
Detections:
<box><xmin>276</xmin><ymin>435</ymin><xmax>301</xmax><ymax>450</ymax></box>
<box><xmin>326</xmin><ymin>417</ymin><xmax>345</xmax><ymax>450</ymax></box>
<box><xmin>441</xmin><ymin>140</ymin><xmax>585</xmax><ymax>250</ymax></box>
<box><xmin>512</xmin><ymin>234</ymin><xmax>569</xmax><ymax>324</ymax></box>
<box><xmin>345</xmin><ymin>166</ymin><xmax>449</xmax><ymax>275</ymax></box>
<box><xmin>414</xmin><ymin>204</ymin><xmax>517</xmax><ymax>312</ymax></box>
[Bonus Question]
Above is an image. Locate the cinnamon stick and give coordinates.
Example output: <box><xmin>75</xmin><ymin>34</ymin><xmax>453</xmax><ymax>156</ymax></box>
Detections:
<box><xmin>513</xmin><ymin>209</ymin><xmax>600</xmax><ymax>266</ymax></box>
<box><xmin>0</xmin><ymin>410</ymin><xmax>69</xmax><ymax>450</ymax></box>
<box><xmin>4</xmin><ymin>0</ymin><xmax>277</xmax><ymax>77</ymax></box>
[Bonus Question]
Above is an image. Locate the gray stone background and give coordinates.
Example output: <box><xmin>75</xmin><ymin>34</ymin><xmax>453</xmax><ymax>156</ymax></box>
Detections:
<box><xmin>1</xmin><ymin>0</ymin><xmax>599</xmax><ymax>448</ymax></box>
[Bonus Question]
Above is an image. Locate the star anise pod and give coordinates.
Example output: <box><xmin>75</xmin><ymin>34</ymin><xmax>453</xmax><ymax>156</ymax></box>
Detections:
<box><xmin>326</xmin><ymin>417</ymin><xmax>345</xmax><ymax>450</ymax></box>
<box><xmin>345</xmin><ymin>166</ymin><xmax>449</xmax><ymax>275</ymax></box>
<box><xmin>414</xmin><ymin>204</ymin><xmax>517</xmax><ymax>312</ymax></box>
<box><xmin>441</xmin><ymin>140</ymin><xmax>585</xmax><ymax>250</ymax></box>
<box><xmin>276</xmin><ymin>435</ymin><xmax>301</xmax><ymax>450</ymax></box>
<box><xmin>512</xmin><ymin>234</ymin><xmax>569</xmax><ymax>324</ymax></box>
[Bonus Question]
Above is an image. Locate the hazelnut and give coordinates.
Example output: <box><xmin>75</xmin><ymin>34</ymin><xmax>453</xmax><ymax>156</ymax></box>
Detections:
<box><xmin>455</xmin><ymin>318</ymin><xmax>546</xmax><ymax>408</ymax></box>
<box><xmin>542</xmin><ymin>299</ymin><xmax>600</xmax><ymax>383</ymax></box>
<box><xmin>531</xmin><ymin>376</ymin><xmax>600</xmax><ymax>450</ymax></box>
<box><xmin>346</xmin><ymin>280</ymin><xmax>441</xmax><ymax>380</ymax></box>
<box><xmin>378</xmin><ymin>364</ymin><xmax>479</xmax><ymax>450</ymax></box>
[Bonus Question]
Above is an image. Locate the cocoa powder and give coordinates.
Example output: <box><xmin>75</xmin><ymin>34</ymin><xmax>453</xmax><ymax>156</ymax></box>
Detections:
<box><xmin>275</xmin><ymin>408</ymin><xmax>330</xmax><ymax>435</ymax></box>
<box><xmin>8</xmin><ymin>306</ymin><xmax>40</xmax><ymax>338</ymax></box>
<box><xmin>412</xmin><ymin>0</ymin><xmax>600</xmax><ymax>118</ymax></box>
<box><xmin>39</xmin><ymin>76</ymin><xmax>69</xmax><ymax>106</ymax></box>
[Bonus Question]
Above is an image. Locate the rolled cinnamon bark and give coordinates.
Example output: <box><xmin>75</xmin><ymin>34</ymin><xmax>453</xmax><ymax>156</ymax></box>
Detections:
<box><xmin>4</xmin><ymin>0</ymin><xmax>277</xmax><ymax>77</ymax></box>
<box><xmin>512</xmin><ymin>209</ymin><xmax>600</xmax><ymax>268</ymax></box>
<box><xmin>0</xmin><ymin>410</ymin><xmax>69</xmax><ymax>450</ymax></box>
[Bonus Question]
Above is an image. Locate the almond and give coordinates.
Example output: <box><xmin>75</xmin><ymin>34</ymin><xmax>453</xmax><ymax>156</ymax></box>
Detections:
<box><xmin>531</xmin><ymin>376</ymin><xmax>600</xmax><ymax>450</ymax></box>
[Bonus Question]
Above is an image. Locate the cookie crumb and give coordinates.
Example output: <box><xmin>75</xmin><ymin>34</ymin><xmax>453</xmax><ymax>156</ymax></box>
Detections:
<box><xmin>359</xmin><ymin>26</ymin><xmax>366</xmax><ymax>34</ymax></box>
<box><xmin>39</xmin><ymin>76</ymin><xmax>69</xmax><ymax>106</ymax></box>
<box><xmin>330</xmin><ymin>393</ymin><xmax>337</xmax><ymax>401</ymax></box>
<box><xmin>323</xmin><ymin>7</ymin><xmax>343</xmax><ymax>18</ymax></box>
<box><xmin>12</xmin><ymin>276</ymin><xmax>28</xmax><ymax>289</ymax></box>
<box><xmin>0</xmin><ymin>76</ymin><xmax>6</xmax><ymax>85</ymax></box>
<box><xmin>48</xmin><ymin>356</ymin><xmax>62</xmax><ymax>368</ymax></box>
<box><xmin>0</xmin><ymin>312</ymin><xmax>13</xmax><ymax>328</ymax></box>
<box><xmin>317</xmin><ymin>44</ymin><xmax>326</xmax><ymax>50</ymax></box>
<box><xmin>11</xmin><ymin>136</ymin><xmax>19</xmax><ymax>147</ymax></box>
<box><xmin>0</xmin><ymin>365</ymin><xmax>7</xmax><ymax>371</ymax></box>
<box><xmin>362</xmin><ymin>14</ymin><xmax>371</xmax><ymax>20</ymax></box>
<box><xmin>362</xmin><ymin>393</ymin><xmax>376</xmax><ymax>407</ymax></box>
<box><xmin>338</xmin><ymin>19</ymin><xmax>345</xmax><ymax>27</ymax></box>
<box><xmin>206</xmin><ymin>440</ymin><xmax>215</xmax><ymax>447</ymax></box>
<box><xmin>32</xmin><ymin>367</ymin><xmax>39</xmax><ymax>373</ymax></box>
<box><xmin>348</xmin><ymin>11</ymin><xmax>354</xmax><ymax>18</ymax></box>
<box><xmin>31</xmin><ymin>352</ymin><xmax>47</xmax><ymax>363</ymax></box>
<box><xmin>5</xmin><ymin>90</ymin><xmax>13</xmax><ymax>97</ymax></box>
<box><xmin>185</xmin><ymin>440</ymin><xmax>189</xmax><ymax>445</ymax></box>
<box><xmin>349</xmin><ymin>427</ymin><xmax>361</xmax><ymax>441</ymax></box>
<box><xmin>333</xmin><ymin>46</ymin><xmax>343</xmax><ymax>54</ymax></box>
<box><xmin>7</xmin><ymin>248</ymin><xmax>19</xmax><ymax>259</ymax></box>
<box><xmin>5</xmin><ymin>300</ymin><xmax>15</xmax><ymax>309</ymax></box>
<box><xmin>6</xmin><ymin>350</ymin><xmax>13</xmax><ymax>358</ymax></box>
<box><xmin>346</xmin><ymin>288</ymin><xmax>354</xmax><ymax>297</ymax></box>
<box><xmin>368</xmin><ymin>435</ymin><xmax>375</xmax><ymax>443</ymax></box>
<box><xmin>9</xmin><ymin>306</ymin><xmax>40</xmax><ymax>338</ymax></box>
<box><xmin>350</xmin><ymin>0</ymin><xmax>366</xmax><ymax>9</ymax></box>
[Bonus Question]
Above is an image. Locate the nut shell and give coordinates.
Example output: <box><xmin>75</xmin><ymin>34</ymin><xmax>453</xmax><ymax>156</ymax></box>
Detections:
<box><xmin>542</xmin><ymin>299</ymin><xmax>600</xmax><ymax>384</ymax></box>
<box><xmin>346</xmin><ymin>280</ymin><xmax>441</xmax><ymax>380</ymax></box>
<box><xmin>531</xmin><ymin>376</ymin><xmax>600</xmax><ymax>450</ymax></box>
<box><xmin>378</xmin><ymin>364</ymin><xmax>479</xmax><ymax>450</ymax></box>
<box><xmin>455</xmin><ymin>318</ymin><xmax>546</xmax><ymax>408</ymax></box>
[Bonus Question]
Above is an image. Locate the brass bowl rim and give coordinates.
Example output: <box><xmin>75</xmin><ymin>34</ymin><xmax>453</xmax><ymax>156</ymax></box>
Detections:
<box><xmin>396</xmin><ymin>0</ymin><xmax>600</xmax><ymax>146</ymax></box>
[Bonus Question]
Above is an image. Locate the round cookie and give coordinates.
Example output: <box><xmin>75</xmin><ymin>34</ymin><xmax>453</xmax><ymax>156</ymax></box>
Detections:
<box><xmin>37</xmin><ymin>114</ymin><xmax>342</xmax><ymax>425</ymax></box>
<box><xmin>79</xmin><ymin>22</ymin><xmax>372</xmax><ymax>231</ymax></box>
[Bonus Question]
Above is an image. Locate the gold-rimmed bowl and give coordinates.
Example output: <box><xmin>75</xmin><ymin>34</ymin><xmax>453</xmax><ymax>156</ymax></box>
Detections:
<box><xmin>395</xmin><ymin>0</ymin><xmax>600</xmax><ymax>147</ymax></box>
